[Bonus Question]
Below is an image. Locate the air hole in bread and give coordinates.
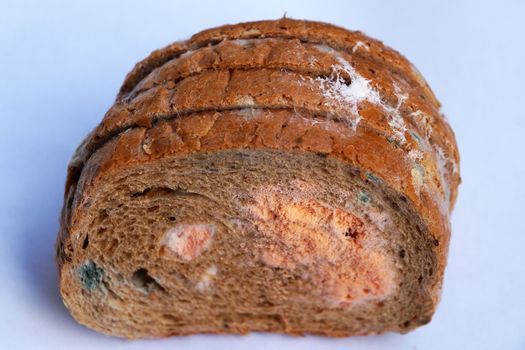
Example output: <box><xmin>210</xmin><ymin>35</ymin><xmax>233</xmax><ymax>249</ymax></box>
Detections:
<box><xmin>147</xmin><ymin>205</ymin><xmax>159</xmax><ymax>212</ymax></box>
<box><xmin>131</xmin><ymin>186</ymin><xmax>182</xmax><ymax>199</ymax></box>
<box><xmin>82</xmin><ymin>235</ymin><xmax>89</xmax><ymax>249</ymax></box>
<box><xmin>162</xmin><ymin>314</ymin><xmax>183</xmax><ymax>324</ymax></box>
<box><xmin>131</xmin><ymin>187</ymin><xmax>151</xmax><ymax>197</ymax></box>
<box><xmin>344</xmin><ymin>226</ymin><xmax>362</xmax><ymax>240</ymax></box>
<box><xmin>131</xmin><ymin>268</ymin><xmax>165</xmax><ymax>294</ymax></box>
<box><xmin>96</xmin><ymin>209</ymin><xmax>109</xmax><ymax>224</ymax></box>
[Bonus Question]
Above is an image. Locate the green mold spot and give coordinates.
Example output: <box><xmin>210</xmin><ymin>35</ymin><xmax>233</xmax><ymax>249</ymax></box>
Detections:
<box><xmin>409</xmin><ymin>130</ymin><xmax>424</xmax><ymax>146</ymax></box>
<box><xmin>358</xmin><ymin>191</ymin><xmax>370</xmax><ymax>204</ymax></box>
<box><xmin>414</xmin><ymin>163</ymin><xmax>426</xmax><ymax>176</ymax></box>
<box><xmin>411</xmin><ymin>163</ymin><xmax>426</xmax><ymax>194</ymax></box>
<box><xmin>365</xmin><ymin>172</ymin><xmax>382</xmax><ymax>184</ymax></box>
<box><xmin>77</xmin><ymin>260</ymin><xmax>104</xmax><ymax>291</ymax></box>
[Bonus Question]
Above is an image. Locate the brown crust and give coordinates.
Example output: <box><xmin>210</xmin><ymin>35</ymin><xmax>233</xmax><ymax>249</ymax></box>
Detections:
<box><xmin>124</xmin><ymin>37</ymin><xmax>455</xmax><ymax>163</ymax></box>
<box><xmin>98</xmin><ymin>64</ymin><xmax>454</xmax><ymax>207</ymax></box>
<box><xmin>118</xmin><ymin>18</ymin><xmax>439</xmax><ymax>107</ymax></box>
<box><xmin>67</xmin><ymin>31</ymin><xmax>459</xmax><ymax>211</ymax></box>
<box><xmin>111</xmin><ymin>69</ymin><xmax>425</xmax><ymax>148</ymax></box>
<box><xmin>57</xmin><ymin>18</ymin><xmax>460</xmax><ymax>337</ymax></box>
<box><xmin>100</xmin><ymin>65</ymin><xmax>458</xmax><ymax>205</ymax></box>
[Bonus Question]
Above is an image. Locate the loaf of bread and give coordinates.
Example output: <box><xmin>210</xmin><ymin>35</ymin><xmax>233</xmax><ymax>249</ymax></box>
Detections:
<box><xmin>56</xmin><ymin>18</ymin><xmax>460</xmax><ymax>338</ymax></box>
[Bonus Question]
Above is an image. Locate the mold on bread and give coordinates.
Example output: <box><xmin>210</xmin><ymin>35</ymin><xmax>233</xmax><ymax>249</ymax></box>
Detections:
<box><xmin>56</xmin><ymin>18</ymin><xmax>460</xmax><ymax>338</ymax></box>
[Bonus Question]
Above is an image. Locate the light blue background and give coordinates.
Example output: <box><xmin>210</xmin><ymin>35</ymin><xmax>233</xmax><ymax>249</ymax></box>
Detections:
<box><xmin>1</xmin><ymin>1</ymin><xmax>524</xmax><ymax>349</ymax></box>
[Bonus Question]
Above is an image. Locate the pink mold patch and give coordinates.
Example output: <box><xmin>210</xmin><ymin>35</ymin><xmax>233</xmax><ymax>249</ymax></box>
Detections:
<box><xmin>163</xmin><ymin>224</ymin><xmax>215</xmax><ymax>261</ymax></box>
<box><xmin>247</xmin><ymin>185</ymin><xmax>396</xmax><ymax>307</ymax></box>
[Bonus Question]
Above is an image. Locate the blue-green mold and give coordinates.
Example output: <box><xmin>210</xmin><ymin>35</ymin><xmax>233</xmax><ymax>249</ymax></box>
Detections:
<box><xmin>77</xmin><ymin>260</ymin><xmax>104</xmax><ymax>291</ymax></box>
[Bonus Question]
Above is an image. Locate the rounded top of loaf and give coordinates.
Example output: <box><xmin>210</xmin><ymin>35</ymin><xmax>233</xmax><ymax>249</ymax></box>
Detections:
<box><xmin>66</xmin><ymin>18</ymin><xmax>460</xmax><ymax>216</ymax></box>
<box><xmin>117</xmin><ymin>18</ymin><xmax>439</xmax><ymax>107</ymax></box>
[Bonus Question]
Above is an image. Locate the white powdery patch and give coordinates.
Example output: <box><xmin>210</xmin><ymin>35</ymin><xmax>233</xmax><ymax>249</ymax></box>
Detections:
<box><xmin>366</xmin><ymin>210</ymin><xmax>391</xmax><ymax>232</ymax></box>
<box><xmin>232</xmin><ymin>39</ymin><xmax>253</xmax><ymax>47</ymax></box>
<box><xmin>452</xmin><ymin>161</ymin><xmax>459</xmax><ymax>175</ymax></box>
<box><xmin>163</xmin><ymin>224</ymin><xmax>215</xmax><ymax>261</ymax></box>
<box><xmin>407</xmin><ymin>149</ymin><xmax>424</xmax><ymax>162</ymax></box>
<box><xmin>434</xmin><ymin>145</ymin><xmax>452</xmax><ymax>204</ymax></box>
<box><xmin>430</xmin><ymin>146</ymin><xmax>453</xmax><ymax>217</ymax></box>
<box><xmin>238</xmin><ymin>107</ymin><xmax>263</xmax><ymax>120</ymax></box>
<box><xmin>315</xmin><ymin>56</ymin><xmax>408</xmax><ymax>143</ymax></box>
<box><xmin>411</xmin><ymin>164</ymin><xmax>425</xmax><ymax>196</ymax></box>
<box><xmin>439</xmin><ymin>111</ymin><xmax>451</xmax><ymax>125</ymax></box>
<box><xmin>307</xmin><ymin>55</ymin><xmax>319</xmax><ymax>68</ymax></box>
<box><xmin>383</xmin><ymin>84</ymin><xmax>409</xmax><ymax>143</ymax></box>
<box><xmin>235</xmin><ymin>95</ymin><xmax>256</xmax><ymax>106</ymax></box>
<box><xmin>291</xmin><ymin>112</ymin><xmax>341</xmax><ymax>133</ymax></box>
<box><xmin>352</xmin><ymin>41</ymin><xmax>369</xmax><ymax>53</ymax></box>
<box><xmin>196</xmin><ymin>265</ymin><xmax>218</xmax><ymax>292</ymax></box>
<box><xmin>314</xmin><ymin>44</ymin><xmax>336</xmax><ymax>54</ymax></box>
<box><xmin>316</xmin><ymin>56</ymin><xmax>381</xmax><ymax>131</ymax></box>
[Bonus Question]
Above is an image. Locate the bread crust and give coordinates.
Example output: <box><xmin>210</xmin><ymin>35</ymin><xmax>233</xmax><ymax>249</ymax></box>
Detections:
<box><xmin>56</xmin><ymin>18</ymin><xmax>460</xmax><ymax>338</ymax></box>
<box><xmin>118</xmin><ymin>18</ymin><xmax>437</xmax><ymax>106</ymax></box>
<box><xmin>121</xmin><ymin>37</ymin><xmax>457</xmax><ymax>171</ymax></box>
<box><xmin>68</xmin><ymin>30</ymin><xmax>459</xmax><ymax>206</ymax></box>
<box><xmin>120</xmin><ymin>35</ymin><xmax>456</xmax><ymax>174</ymax></box>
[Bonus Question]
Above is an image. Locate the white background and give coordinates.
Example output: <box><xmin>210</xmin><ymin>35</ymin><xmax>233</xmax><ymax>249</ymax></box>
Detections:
<box><xmin>1</xmin><ymin>1</ymin><xmax>524</xmax><ymax>349</ymax></box>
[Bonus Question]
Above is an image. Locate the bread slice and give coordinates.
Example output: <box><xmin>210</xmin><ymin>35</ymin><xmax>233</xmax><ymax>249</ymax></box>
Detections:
<box><xmin>56</xmin><ymin>19</ymin><xmax>460</xmax><ymax>338</ymax></box>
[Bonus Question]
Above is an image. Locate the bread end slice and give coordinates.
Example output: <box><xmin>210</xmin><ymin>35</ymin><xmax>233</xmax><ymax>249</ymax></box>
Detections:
<box><xmin>57</xmin><ymin>148</ymin><xmax>439</xmax><ymax>338</ymax></box>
